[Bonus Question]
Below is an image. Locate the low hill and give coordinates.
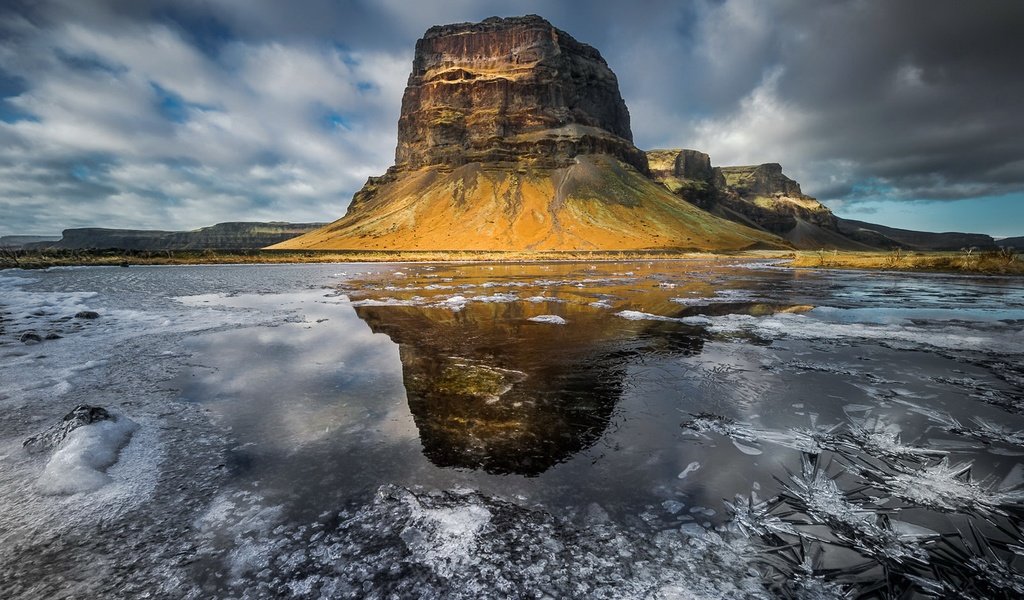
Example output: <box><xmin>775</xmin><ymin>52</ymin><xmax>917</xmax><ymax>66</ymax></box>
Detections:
<box><xmin>33</xmin><ymin>222</ymin><xmax>325</xmax><ymax>251</ymax></box>
<box><xmin>0</xmin><ymin>235</ymin><xmax>61</xmax><ymax>249</ymax></box>
<box><xmin>836</xmin><ymin>219</ymin><xmax>995</xmax><ymax>251</ymax></box>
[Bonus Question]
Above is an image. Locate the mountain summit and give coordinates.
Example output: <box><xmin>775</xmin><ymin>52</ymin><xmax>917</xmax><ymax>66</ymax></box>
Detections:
<box><xmin>274</xmin><ymin>15</ymin><xmax>782</xmax><ymax>251</ymax></box>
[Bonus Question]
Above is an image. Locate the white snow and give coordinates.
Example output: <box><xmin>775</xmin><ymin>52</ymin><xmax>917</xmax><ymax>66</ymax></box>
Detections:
<box><xmin>36</xmin><ymin>416</ymin><xmax>139</xmax><ymax>495</ymax></box>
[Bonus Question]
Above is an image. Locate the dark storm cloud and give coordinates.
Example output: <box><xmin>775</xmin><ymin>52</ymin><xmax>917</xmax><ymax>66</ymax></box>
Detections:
<box><xmin>0</xmin><ymin>0</ymin><xmax>1021</xmax><ymax>235</ymax></box>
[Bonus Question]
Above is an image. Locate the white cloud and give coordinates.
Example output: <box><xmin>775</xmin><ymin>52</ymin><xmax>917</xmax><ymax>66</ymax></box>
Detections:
<box><xmin>0</xmin><ymin>10</ymin><xmax>408</xmax><ymax>235</ymax></box>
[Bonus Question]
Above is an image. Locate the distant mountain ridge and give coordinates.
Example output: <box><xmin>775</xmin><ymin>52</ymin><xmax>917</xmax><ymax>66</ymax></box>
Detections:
<box><xmin>27</xmin><ymin>222</ymin><xmax>326</xmax><ymax>251</ymax></box>
<box><xmin>0</xmin><ymin>235</ymin><xmax>61</xmax><ymax>249</ymax></box>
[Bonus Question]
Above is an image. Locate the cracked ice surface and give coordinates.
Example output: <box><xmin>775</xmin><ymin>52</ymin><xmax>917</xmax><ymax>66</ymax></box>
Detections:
<box><xmin>2</xmin><ymin>261</ymin><xmax>1023</xmax><ymax>598</ymax></box>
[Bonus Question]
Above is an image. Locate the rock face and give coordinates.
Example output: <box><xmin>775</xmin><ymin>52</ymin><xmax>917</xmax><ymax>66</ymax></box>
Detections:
<box><xmin>394</xmin><ymin>15</ymin><xmax>646</xmax><ymax>174</ymax></box>
<box><xmin>648</xmin><ymin>149</ymin><xmax>854</xmax><ymax>248</ymax></box>
<box><xmin>648</xmin><ymin>149</ymin><xmax>998</xmax><ymax>250</ymax></box>
<box><xmin>276</xmin><ymin>16</ymin><xmax>783</xmax><ymax>252</ymax></box>
<box><xmin>717</xmin><ymin>164</ymin><xmax>803</xmax><ymax>198</ymax></box>
<box><xmin>23</xmin><ymin>405</ymin><xmax>114</xmax><ymax>454</ymax></box>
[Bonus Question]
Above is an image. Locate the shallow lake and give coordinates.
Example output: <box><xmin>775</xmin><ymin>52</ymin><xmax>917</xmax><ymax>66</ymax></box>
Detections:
<box><xmin>2</xmin><ymin>260</ymin><xmax>1023</xmax><ymax>598</ymax></box>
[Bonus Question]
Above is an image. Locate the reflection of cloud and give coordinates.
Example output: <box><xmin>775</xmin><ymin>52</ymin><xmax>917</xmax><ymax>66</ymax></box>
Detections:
<box><xmin>185</xmin><ymin>291</ymin><xmax>412</xmax><ymax>449</ymax></box>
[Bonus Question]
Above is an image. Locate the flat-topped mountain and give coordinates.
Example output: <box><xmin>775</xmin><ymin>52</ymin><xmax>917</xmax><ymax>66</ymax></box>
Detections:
<box><xmin>274</xmin><ymin>16</ymin><xmax>783</xmax><ymax>252</ymax></box>
<box><xmin>648</xmin><ymin>149</ymin><xmax>996</xmax><ymax>251</ymax></box>
<box><xmin>31</xmin><ymin>222</ymin><xmax>325</xmax><ymax>251</ymax></box>
<box><xmin>395</xmin><ymin>14</ymin><xmax>646</xmax><ymax>174</ymax></box>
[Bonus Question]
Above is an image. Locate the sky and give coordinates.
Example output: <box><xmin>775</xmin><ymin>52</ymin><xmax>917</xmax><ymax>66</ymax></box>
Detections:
<box><xmin>1</xmin><ymin>0</ymin><xmax>1022</xmax><ymax>237</ymax></box>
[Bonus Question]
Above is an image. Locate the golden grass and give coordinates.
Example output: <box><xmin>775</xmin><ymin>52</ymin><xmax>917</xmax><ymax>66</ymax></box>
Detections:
<box><xmin>0</xmin><ymin>248</ymin><xmax>770</xmax><ymax>270</ymax></box>
<box><xmin>271</xmin><ymin>156</ymin><xmax>785</xmax><ymax>252</ymax></box>
<box><xmin>4</xmin><ymin>248</ymin><xmax>1020</xmax><ymax>276</ymax></box>
<box><xmin>786</xmin><ymin>248</ymin><xmax>1024</xmax><ymax>276</ymax></box>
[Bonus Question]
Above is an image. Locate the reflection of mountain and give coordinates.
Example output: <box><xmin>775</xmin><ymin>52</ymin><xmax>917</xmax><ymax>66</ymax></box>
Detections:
<box><xmin>355</xmin><ymin>302</ymin><xmax>704</xmax><ymax>476</ymax></box>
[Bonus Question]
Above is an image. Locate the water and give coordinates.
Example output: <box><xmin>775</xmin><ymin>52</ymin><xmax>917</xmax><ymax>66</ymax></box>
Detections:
<box><xmin>1</xmin><ymin>260</ymin><xmax>1023</xmax><ymax>598</ymax></box>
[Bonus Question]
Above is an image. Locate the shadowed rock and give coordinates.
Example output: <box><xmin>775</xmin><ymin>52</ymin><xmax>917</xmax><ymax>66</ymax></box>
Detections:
<box><xmin>23</xmin><ymin>405</ymin><xmax>114</xmax><ymax>454</ymax></box>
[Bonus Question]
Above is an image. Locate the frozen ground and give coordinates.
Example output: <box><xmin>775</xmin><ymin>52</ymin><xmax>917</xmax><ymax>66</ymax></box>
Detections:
<box><xmin>1</xmin><ymin>261</ymin><xmax>1023</xmax><ymax>598</ymax></box>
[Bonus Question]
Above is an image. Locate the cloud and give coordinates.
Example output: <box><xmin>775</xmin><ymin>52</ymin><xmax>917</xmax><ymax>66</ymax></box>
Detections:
<box><xmin>1</xmin><ymin>0</ymin><xmax>1022</xmax><ymax>235</ymax></box>
<box><xmin>631</xmin><ymin>0</ymin><xmax>1024</xmax><ymax>205</ymax></box>
<box><xmin>0</xmin><ymin>0</ymin><xmax>410</xmax><ymax>234</ymax></box>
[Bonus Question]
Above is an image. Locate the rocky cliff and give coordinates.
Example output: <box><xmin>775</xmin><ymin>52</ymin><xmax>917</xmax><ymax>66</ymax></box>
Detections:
<box><xmin>648</xmin><ymin>149</ymin><xmax>1000</xmax><ymax>250</ymax></box>
<box><xmin>275</xmin><ymin>16</ymin><xmax>783</xmax><ymax>252</ymax></box>
<box><xmin>394</xmin><ymin>15</ymin><xmax>646</xmax><ymax>173</ymax></box>
<box><xmin>647</xmin><ymin>149</ymin><xmax>860</xmax><ymax>249</ymax></box>
<box><xmin>36</xmin><ymin>222</ymin><xmax>325</xmax><ymax>251</ymax></box>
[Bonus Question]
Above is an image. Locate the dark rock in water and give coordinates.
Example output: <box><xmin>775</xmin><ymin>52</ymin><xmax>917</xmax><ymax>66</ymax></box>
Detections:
<box><xmin>74</xmin><ymin>311</ymin><xmax>100</xmax><ymax>319</ymax></box>
<box><xmin>19</xmin><ymin>331</ymin><xmax>42</xmax><ymax>344</ymax></box>
<box><xmin>45</xmin><ymin>332</ymin><xmax>63</xmax><ymax>340</ymax></box>
<box><xmin>23</xmin><ymin>405</ymin><xmax>114</xmax><ymax>454</ymax></box>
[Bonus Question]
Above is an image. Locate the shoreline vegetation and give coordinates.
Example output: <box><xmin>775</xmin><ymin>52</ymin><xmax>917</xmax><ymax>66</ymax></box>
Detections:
<box><xmin>0</xmin><ymin>247</ymin><xmax>1020</xmax><ymax>275</ymax></box>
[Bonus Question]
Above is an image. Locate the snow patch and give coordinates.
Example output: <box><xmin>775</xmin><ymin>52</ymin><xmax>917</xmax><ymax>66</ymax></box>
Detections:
<box><xmin>36</xmin><ymin>416</ymin><xmax>140</xmax><ymax>495</ymax></box>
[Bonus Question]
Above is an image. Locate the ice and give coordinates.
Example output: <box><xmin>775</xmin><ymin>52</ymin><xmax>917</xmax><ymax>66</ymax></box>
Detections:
<box><xmin>524</xmin><ymin>295</ymin><xmax>561</xmax><ymax>303</ymax></box>
<box><xmin>670</xmin><ymin>289</ymin><xmax>756</xmax><ymax>306</ymax></box>
<box><xmin>780</xmin><ymin>455</ymin><xmax>932</xmax><ymax>564</ymax></box>
<box><xmin>843</xmin><ymin>416</ymin><xmax>945</xmax><ymax>458</ymax></box>
<box><xmin>433</xmin><ymin>295</ymin><xmax>467</xmax><ymax>311</ymax></box>
<box><xmin>677</xmin><ymin>461</ymin><xmax>701</xmax><ymax>479</ymax></box>
<box><xmin>182</xmin><ymin>484</ymin><xmax>777</xmax><ymax>599</ymax></box>
<box><xmin>725</xmin><ymin>494</ymin><xmax>798</xmax><ymax>538</ymax></box>
<box><xmin>705</xmin><ymin>311</ymin><xmax>1024</xmax><ymax>354</ymax></box>
<box><xmin>615</xmin><ymin>310</ymin><xmax>710</xmax><ymax>325</ymax></box>
<box><xmin>3</xmin><ymin>263</ymin><xmax>1023</xmax><ymax>596</ymax></box>
<box><xmin>472</xmin><ymin>292</ymin><xmax>519</xmax><ymax>303</ymax></box>
<box><xmin>528</xmin><ymin>315</ymin><xmax>567</xmax><ymax>325</ymax></box>
<box><xmin>863</xmin><ymin>458</ymin><xmax>1024</xmax><ymax>514</ymax></box>
<box><xmin>36</xmin><ymin>415</ymin><xmax>139</xmax><ymax>495</ymax></box>
<box><xmin>400</xmin><ymin>501</ymin><xmax>492</xmax><ymax>577</ymax></box>
<box><xmin>348</xmin><ymin>297</ymin><xmax>417</xmax><ymax>307</ymax></box>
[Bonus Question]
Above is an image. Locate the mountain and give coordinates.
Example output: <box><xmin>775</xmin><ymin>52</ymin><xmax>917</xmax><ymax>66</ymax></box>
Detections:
<box><xmin>0</xmin><ymin>235</ymin><xmax>61</xmax><ymax>249</ymax></box>
<box><xmin>274</xmin><ymin>15</ymin><xmax>784</xmax><ymax>252</ymax></box>
<box><xmin>31</xmin><ymin>222</ymin><xmax>325</xmax><ymax>251</ymax></box>
<box><xmin>835</xmin><ymin>219</ymin><xmax>995</xmax><ymax>251</ymax></box>
<box><xmin>648</xmin><ymin>149</ymin><xmax>996</xmax><ymax>251</ymax></box>
<box><xmin>997</xmin><ymin>236</ymin><xmax>1024</xmax><ymax>249</ymax></box>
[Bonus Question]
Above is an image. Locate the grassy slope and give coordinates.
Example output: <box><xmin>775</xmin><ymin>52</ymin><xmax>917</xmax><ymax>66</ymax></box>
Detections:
<box><xmin>271</xmin><ymin>156</ymin><xmax>786</xmax><ymax>252</ymax></box>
